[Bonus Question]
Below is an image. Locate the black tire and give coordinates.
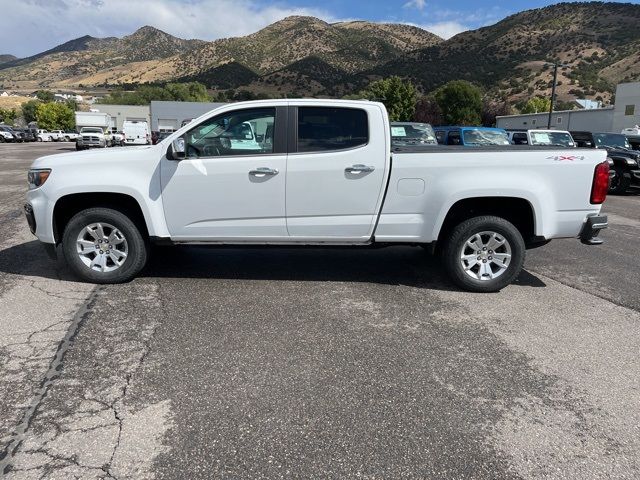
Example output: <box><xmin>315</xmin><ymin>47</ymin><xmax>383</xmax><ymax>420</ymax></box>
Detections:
<box><xmin>37</xmin><ymin>137</ymin><xmax>42</xmax><ymax>142</ymax></box>
<box><xmin>75</xmin><ymin>144</ymin><xmax>83</xmax><ymax>150</ymax></box>
<box><xmin>442</xmin><ymin>215</ymin><xmax>525</xmax><ymax>293</ymax></box>
<box><xmin>0</xmin><ymin>136</ymin><xmax>4</xmax><ymax>143</ymax></box>
<box><xmin>609</xmin><ymin>166</ymin><xmax>630</xmax><ymax>194</ymax></box>
<box><xmin>62</xmin><ymin>207</ymin><xmax>148</xmax><ymax>284</ymax></box>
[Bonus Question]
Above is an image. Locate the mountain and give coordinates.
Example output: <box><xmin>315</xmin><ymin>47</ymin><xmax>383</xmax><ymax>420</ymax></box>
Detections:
<box><xmin>0</xmin><ymin>27</ymin><xmax>205</xmax><ymax>89</ymax></box>
<box><xmin>371</xmin><ymin>1</ymin><xmax>640</xmax><ymax>103</ymax></box>
<box><xmin>0</xmin><ymin>55</ymin><xmax>18</xmax><ymax>65</ymax></box>
<box><xmin>1</xmin><ymin>2</ymin><xmax>639</xmax><ymax>104</ymax></box>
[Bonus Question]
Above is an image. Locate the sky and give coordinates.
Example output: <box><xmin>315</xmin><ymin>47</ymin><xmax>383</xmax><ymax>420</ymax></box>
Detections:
<box><xmin>1</xmin><ymin>0</ymin><xmax>639</xmax><ymax>58</ymax></box>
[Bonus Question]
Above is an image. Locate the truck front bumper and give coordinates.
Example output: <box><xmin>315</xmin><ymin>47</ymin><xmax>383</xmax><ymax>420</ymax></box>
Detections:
<box><xmin>630</xmin><ymin>169</ymin><xmax>640</xmax><ymax>186</ymax></box>
<box><xmin>579</xmin><ymin>214</ymin><xmax>608</xmax><ymax>245</ymax></box>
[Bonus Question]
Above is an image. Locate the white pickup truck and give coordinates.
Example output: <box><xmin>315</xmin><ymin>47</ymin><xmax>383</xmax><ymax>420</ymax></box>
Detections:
<box><xmin>24</xmin><ymin>99</ymin><xmax>609</xmax><ymax>292</ymax></box>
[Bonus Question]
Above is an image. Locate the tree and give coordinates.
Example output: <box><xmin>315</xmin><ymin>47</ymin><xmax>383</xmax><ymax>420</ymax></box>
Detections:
<box><xmin>413</xmin><ymin>96</ymin><xmax>443</xmax><ymax>125</ymax></box>
<box><xmin>358</xmin><ymin>76</ymin><xmax>417</xmax><ymax>122</ymax></box>
<box><xmin>520</xmin><ymin>96</ymin><xmax>551</xmax><ymax>114</ymax></box>
<box><xmin>35</xmin><ymin>90</ymin><xmax>55</xmax><ymax>102</ymax></box>
<box><xmin>433</xmin><ymin>80</ymin><xmax>482</xmax><ymax>125</ymax></box>
<box><xmin>35</xmin><ymin>102</ymin><xmax>74</xmax><ymax>130</ymax></box>
<box><xmin>0</xmin><ymin>108</ymin><xmax>18</xmax><ymax>124</ymax></box>
<box><xmin>481</xmin><ymin>99</ymin><xmax>512</xmax><ymax>127</ymax></box>
<box><xmin>99</xmin><ymin>82</ymin><xmax>212</xmax><ymax>105</ymax></box>
<box><xmin>21</xmin><ymin>100</ymin><xmax>41</xmax><ymax>124</ymax></box>
<box><xmin>433</xmin><ymin>80</ymin><xmax>483</xmax><ymax>125</ymax></box>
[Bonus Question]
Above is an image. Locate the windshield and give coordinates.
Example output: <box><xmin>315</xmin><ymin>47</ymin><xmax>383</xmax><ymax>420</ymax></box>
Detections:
<box><xmin>81</xmin><ymin>128</ymin><xmax>103</xmax><ymax>134</ymax></box>
<box><xmin>593</xmin><ymin>133</ymin><xmax>631</xmax><ymax>150</ymax></box>
<box><xmin>390</xmin><ymin>123</ymin><xmax>437</xmax><ymax>145</ymax></box>
<box><xmin>463</xmin><ymin>129</ymin><xmax>510</xmax><ymax>146</ymax></box>
<box><xmin>530</xmin><ymin>131</ymin><xmax>575</xmax><ymax>147</ymax></box>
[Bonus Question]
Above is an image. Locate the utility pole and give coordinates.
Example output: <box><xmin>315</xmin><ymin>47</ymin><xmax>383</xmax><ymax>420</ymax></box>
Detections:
<box><xmin>547</xmin><ymin>62</ymin><xmax>559</xmax><ymax>129</ymax></box>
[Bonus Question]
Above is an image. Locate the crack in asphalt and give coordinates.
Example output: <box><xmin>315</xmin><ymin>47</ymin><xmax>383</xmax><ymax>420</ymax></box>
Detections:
<box><xmin>0</xmin><ymin>286</ymin><xmax>101</xmax><ymax>476</ymax></box>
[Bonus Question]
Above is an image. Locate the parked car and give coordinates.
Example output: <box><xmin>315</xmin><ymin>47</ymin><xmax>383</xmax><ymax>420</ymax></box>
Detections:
<box><xmin>76</xmin><ymin>127</ymin><xmax>109</xmax><ymax>150</ymax></box>
<box><xmin>570</xmin><ymin>131</ymin><xmax>640</xmax><ymax>194</ymax></box>
<box><xmin>63</xmin><ymin>131</ymin><xmax>79</xmax><ymax>142</ymax></box>
<box><xmin>0</xmin><ymin>125</ymin><xmax>18</xmax><ymax>142</ymax></box>
<box><xmin>12</xmin><ymin>128</ymin><xmax>32</xmax><ymax>142</ymax></box>
<box><xmin>507</xmin><ymin>129</ymin><xmax>575</xmax><ymax>147</ymax></box>
<box><xmin>390</xmin><ymin>122</ymin><xmax>438</xmax><ymax>149</ymax></box>
<box><xmin>434</xmin><ymin>126</ymin><xmax>511</xmax><ymax>146</ymax></box>
<box><xmin>37</xmin><ymin>129</ymin><xmax>53</xmax><ymax>142</ymax></box>
<box><xmin>625</xmin><ymin>135</ymin><xmax>640</xmax><ymax>151</ymax></box>
<box><xmin>48</xmin><ymin>130</ymin><xmax>66</xmax><ymax>142</ymax></box>
<box><xmin>621</xmin><ymin>126</ymin><xmax>640</xmax><ymax>136</ymax></box>
<box><xmin>111</xmin><ymin>132</ymin><xmax>125</xmax><ymax>146</ymax></box>
<box><xmin>25</xmin><ymin>99</ymin><xmax>609</xmax><ymax>292</ymax></box>
<box><xmin>9</xmin><ymin>127</ymin><xmax>27</xmax><ymax>143</ymax></box>
<box><xmin>123</xmin><ymin>120</ymin><xmax>150</xmax><ymax>145</ymax></box>
<box><xmin>156</xmin><ymin>131</ymin><xmax>172</xmax><ymax>143</ymax></box>
<box><xmin>19</xmin><ymin>128</ymin><xmax>37</xmax><ymax>142</ymax></box>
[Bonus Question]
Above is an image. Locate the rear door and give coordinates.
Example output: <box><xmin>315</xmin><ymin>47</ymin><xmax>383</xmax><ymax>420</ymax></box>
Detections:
<box><xmin>285</xmin><ymin>103</ymin><xmax>389</xmax><ymax>240</ymax></box>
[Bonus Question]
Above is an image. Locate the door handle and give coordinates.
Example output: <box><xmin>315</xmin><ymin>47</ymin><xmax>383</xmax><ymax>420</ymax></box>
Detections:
<box><xmin>345</xmin><ymin>164</ymin><xmax>375</xmax><ymax>174</ymax></box>
<box><xmin>249</xmin><ymin>167</ymin><xmax>279</xmax><ymax>177</ymax></box>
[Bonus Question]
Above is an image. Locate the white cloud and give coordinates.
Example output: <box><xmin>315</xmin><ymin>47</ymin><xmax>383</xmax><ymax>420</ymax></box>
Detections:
<box><xmin>0</xmin><ymin>0</ymin><xmax>336</xmax><ymax>57</ymax></box>
<box><xmin>418</xmin><ymin>21</ymin><xmax>469</xmax><ymax>39</ymax></box>
<box><xmin>403</xmin><ymin>0</ymin><xmax>427</xmax><ymax>10</ymax></box>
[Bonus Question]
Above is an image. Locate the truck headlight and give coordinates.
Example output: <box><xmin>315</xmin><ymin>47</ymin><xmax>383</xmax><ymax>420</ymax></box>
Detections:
<box><xmin>625</xmin><ymin>158</ymin><xmax>638</xmax><ymax>166</ymax></box>
<box><xmin>28</xmin><ymin>169</ymin><xmax>51</xmax><ymax>189</ymax></box>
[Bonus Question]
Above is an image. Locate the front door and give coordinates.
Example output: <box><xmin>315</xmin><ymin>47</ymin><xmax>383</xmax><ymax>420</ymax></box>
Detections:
<box><xmin>285</xmin><ymin>104</ymin><xmax>388</xmax><ymax>240</ymax></box>
<box><xmin>161</xmin><ymin>106</ymin><xmax>288</xmax><ymax>241</ymax></box>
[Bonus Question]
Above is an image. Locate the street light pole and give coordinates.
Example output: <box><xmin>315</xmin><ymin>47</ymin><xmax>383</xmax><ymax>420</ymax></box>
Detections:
<box><xmin>547</xmin><ymin>62</ymin><xmax>559</xmax><ymax>129</ymax></box>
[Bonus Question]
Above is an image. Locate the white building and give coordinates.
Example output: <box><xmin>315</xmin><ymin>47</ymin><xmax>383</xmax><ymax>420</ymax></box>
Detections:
<box><xmin>496</xmin><ymin>107</ymin><xmax>614</xmax><ymax>132</ymax></box>
<box><xmin>93</xmin><ymin>105</ymin><xmax>151</xmax><ymax>132</ymax></box>
<box><xmin>612</xmin><ymin>82</ymin><xmax>640</xmax><ymax>133</ymax></box>
<box><xmin>496</xmin><ymin>81</ymin><xmax>640</xmax><ymax>134</ymax></box>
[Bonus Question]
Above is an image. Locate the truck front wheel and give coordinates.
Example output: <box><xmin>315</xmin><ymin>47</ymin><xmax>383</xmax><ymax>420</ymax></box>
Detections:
<box><xmin>442</xmin><ymin>216</ymin><xmax>525</xmax><ymax>292</ymax></box>
<box><xmin>62</xmin><ymin>207</ymin><xmax>148</xmax><ymax>284</ymax></box>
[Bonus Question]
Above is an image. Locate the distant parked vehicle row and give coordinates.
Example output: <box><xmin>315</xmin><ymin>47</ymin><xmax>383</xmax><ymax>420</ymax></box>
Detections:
<box><xmin>506</xmin><ymin>129</ymin><xmax>575</xmax><ymax>147</ymax></box>
<box><xmin>434</xmin><ymin>126</ymin><xmax>511</xmax><ymax>146</ymax></box>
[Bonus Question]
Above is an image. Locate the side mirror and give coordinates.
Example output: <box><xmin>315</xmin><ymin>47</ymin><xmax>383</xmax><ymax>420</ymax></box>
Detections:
<box><xmin>167</xmin><ymin>137</ymin><xmax>185</xmax><ymax>161</ymax></box>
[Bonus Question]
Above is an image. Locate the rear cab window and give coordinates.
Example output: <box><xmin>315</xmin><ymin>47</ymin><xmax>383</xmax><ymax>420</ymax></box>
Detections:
<box><xmin>296</xmin><ymin>107</ymin><xmax>368</xmax><ymax>153</ymax></box>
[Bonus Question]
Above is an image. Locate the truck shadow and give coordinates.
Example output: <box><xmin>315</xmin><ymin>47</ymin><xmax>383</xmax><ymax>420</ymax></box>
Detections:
<box><xmin>141</xmin><ymin>244</ymin><xmax>546</xmax><ymax>291</ymax></box>
<box><xmin>0</xmin><ymin>241</ymin><xmax>546</xmax><ymax>290</ymax></box>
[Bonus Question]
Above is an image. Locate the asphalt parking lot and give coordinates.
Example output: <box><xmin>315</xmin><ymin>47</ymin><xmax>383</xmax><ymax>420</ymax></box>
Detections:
<box><xmin>1</xmin><ymin>143</ymin><xmax>639</xmax><ymax>479</ymax></box>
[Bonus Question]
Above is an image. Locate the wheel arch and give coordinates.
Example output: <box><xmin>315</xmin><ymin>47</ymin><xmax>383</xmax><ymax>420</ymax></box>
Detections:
<box><xmin>52</xmin><ymin>192</ymin><xmax>150</xmax><ymax>243</ymax></box>
<box><xmin>435</xmin><ymin>196</ymin><xmax>537</xmax><ymax>247</ymax></box>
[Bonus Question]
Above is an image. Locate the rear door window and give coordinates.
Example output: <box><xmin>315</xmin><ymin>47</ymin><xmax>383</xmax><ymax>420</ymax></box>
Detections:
<box><xmin>297</xmin><ymin>107</ymin><xmax>368</xmax><ymax>153</ymax></box>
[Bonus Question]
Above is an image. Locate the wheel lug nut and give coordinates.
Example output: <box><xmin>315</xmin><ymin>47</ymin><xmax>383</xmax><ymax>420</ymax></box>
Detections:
<box><xmin>483</xmin><ymin>247</ymin><xmax>487</xmax><ymax>251</ymax></box>
<box><xmin>477</xmin><ymin>256</ymin><xmax>481</xmax><ymax>260</ymax></box>
<box><xmin>483</xmin><ymin>259</ymin><xmax>487</xmax><ymax>263</ymax></box>
<box><xmin>488</xmin><ymin>256</ymin><xmax>493</xmax><ymax>260</ymax></box>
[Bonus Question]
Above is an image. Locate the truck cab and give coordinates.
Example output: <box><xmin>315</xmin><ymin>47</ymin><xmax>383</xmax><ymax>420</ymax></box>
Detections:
<box><xmin>434</xmin><ymin>126</ymin><xmax>510</xmax><ymax>146</ymax></box>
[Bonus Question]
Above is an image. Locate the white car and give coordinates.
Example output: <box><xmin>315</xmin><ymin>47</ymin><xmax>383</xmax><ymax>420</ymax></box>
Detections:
<box><xmin>507</xmin><ymin>129</ymin><xmax>575</xmax><ymax>147</ymax></box>
<box><xmin>621</xmin><ymin>126</ymin><xmax>640</xmax><ymax>136</ymax></box>
<box><xmin>37</xmin><ymin>129</ymin><xmax>53</xmax><ymax>142</ymax></box>
<box><xmin>25</xmin><ymin>99</ymin><xmax>609</xmax><ymax>292</ymax></box>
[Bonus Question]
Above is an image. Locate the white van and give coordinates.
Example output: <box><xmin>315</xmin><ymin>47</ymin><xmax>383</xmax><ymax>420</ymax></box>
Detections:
<box><xmin>123</xmin><ymin>121</ymin><xmax>150</xmax><ymax>145</ymax></box>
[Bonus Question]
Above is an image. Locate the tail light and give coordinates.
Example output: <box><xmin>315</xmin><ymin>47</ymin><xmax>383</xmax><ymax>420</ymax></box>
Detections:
<box><xmin>590</xmin><ymin>160</ymin><xmax>609</xmax><ymax>204</ymax></box>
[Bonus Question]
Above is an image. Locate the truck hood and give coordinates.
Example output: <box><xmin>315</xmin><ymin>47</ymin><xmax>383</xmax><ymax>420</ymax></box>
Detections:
<box><xmin>31</xmin><ymin>145</ymin><xmax>157</xmax><ymax>169</ymax></box>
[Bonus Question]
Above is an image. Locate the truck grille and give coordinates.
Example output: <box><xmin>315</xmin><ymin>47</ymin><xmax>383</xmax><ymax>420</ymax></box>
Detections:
<box><xmin>82</xmin><ymin>136</ymin><xmax>100</xmax><ymax>142</ymax></box>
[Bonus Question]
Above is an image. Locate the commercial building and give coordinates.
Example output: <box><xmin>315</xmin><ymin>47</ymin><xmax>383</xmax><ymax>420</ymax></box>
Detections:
<box><xmin>496</xmin><ymin>107</ymin><xmax>614</xmax><ymax>132</ymax></box>
<box><xmin>149</xmin><ymin>101</ymin><xmax>225</xmax><ymax>132</ymax></box>
<box><xmin>496</xmin><ymin>81</ymin><xmax>640</xmax><ymax>134</ymax></box>
<box><xmin>93</xmin><ymin>105</ymin><xmax>151</xmax><ymax>132</ymax></box>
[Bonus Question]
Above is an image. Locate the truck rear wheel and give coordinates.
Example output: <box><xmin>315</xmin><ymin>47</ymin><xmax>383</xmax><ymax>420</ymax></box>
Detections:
<box><xmin>62</xmin><ymin>207</ymin><xmax>148</xmax><ymax>284</ymax></box>
<box><xmin>442</xmin><ymin>216</ymin><xmax>525</xmax><ymax>292</ymax></box>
